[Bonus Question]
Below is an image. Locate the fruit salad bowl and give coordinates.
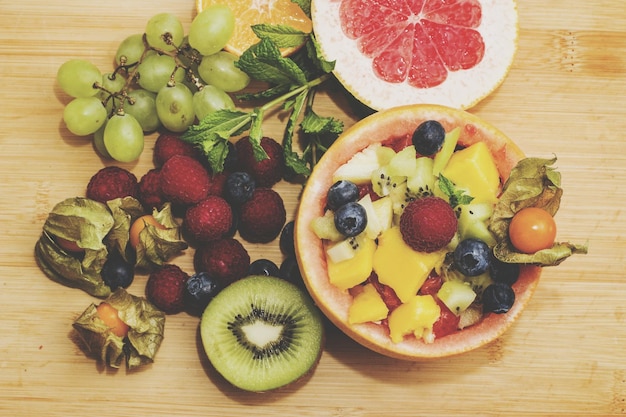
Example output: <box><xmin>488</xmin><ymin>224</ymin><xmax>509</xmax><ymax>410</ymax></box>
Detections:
<box><xmin>295</xmin><ymin>104</ymin><xmax>542</xmax><ymax>360</ymax></box>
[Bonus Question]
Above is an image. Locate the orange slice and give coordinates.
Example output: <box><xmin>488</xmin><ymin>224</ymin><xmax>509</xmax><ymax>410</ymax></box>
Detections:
<box><xmin>312</xmin><ymin>0</ymin><xmax>519</xmax><ymax>110</ymax></box>
<box><xmin>196</xmin><ymin>0</ymin><xmax>313</xmax><ymax>56</ymax></box>
<box><xmin>295</xmin><ymin>104</ymin><xmax>542</xmax><ymax>360</ymax></box>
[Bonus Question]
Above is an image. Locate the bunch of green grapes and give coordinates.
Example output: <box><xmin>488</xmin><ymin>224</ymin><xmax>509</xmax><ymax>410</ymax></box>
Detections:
<box><xmin>56</xmin><ymin>6</ymin><xmax>250</xmax><ymax>163</ymax></box>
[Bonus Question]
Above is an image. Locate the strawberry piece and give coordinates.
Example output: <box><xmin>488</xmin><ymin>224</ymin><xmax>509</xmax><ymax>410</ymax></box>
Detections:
<box><xmin>145</xmin><ymin>264</ymin><xmax>190</xmax><ymax>314</ymax></box>
<box><xmin>357</xmin><ymin>183</ymin><xmax>380</xmax><ymax>202</ymax></box>
<box><xmin>418</xmin><ymin>273</ymin><xmax>444</xmax><ymax>296</ymax></box>
<box><xmin>86</xmin><ymin>166</ymin><xmax>138</xmax><ymax>204</ymax></box>
<box><xmin>399</xmin><ymin>196</ymin><xmax>457</xmax><ymax>252</ymax></box>
<box><xmin>184</xmin><ymin>196</ymin><xmax>233</xmax><ymax>243</ymax></box>
<box><xmin>432</xmin><ymin>299</ymin><xmax>460</xmax><ymax>339</ymax></box>
<box><xmin>160</xmin><ymin>155</ymin><xmax>210</xmax><ymax>206</ymax></box>
<box><xmin>235</xmin><ymin>136</ymin><xmax>284</xmax><ymax>187</ymax></box>
<box><xmin>238</xmin><ymin>188</ymin><xmax>286</xmax><ymax>243</ymax></box>
<box><xmin>193</xmin><ymin>237</ymin><xmax>250</xmax><ymax>287</ymax></box>
<box><xmin>368</xmin><ymin>272</ymin><xmax>402</xmax><ymax>311</ymax></box>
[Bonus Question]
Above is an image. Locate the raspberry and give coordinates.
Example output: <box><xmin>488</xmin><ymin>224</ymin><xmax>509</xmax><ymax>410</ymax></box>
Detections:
<box><xmin>160</xmin><ymin>155</ymin><xmax>210</xmax><ymax>206</ymax></box>
<box><xmin>235</xmin><ymin>136</ymin><xmax>284</xmax><ymax>187</ymax></box>
<box><xmin>184</xmin><ymin>195</ymin><xmax>233</xmax><ymax>243</ymax></box>
<box><xmin>138</xmin><ymin>168</ymin><xmax>164</xmax><ymax>210</ymax></box>
<box><xmin>193</xmin><ymin>238</ymin><xmax>250</xmax><ymax>287</ymax></box>
<box><xmin>86</xmin><ymin>166</ymin><xmax>138</xmax><ymax>204</ymax></box>
<box><xmin>145</xmin><ymin>264</ymin><xmax>190</xmax><ymax>314</ymax></box>
<box><xmin>238</xmin><ymin>188</ymin><xmax>286</xmax><ymax>243</ymax></box>
<box><xmin>399</xmin><ymin>196</ymin><xmax>457</xmax><ymax>252</ymax></box>
<box><xmin>153</xmin><ymin>132</ymin><xmax>202</xmax><ymax>167</ymax></box>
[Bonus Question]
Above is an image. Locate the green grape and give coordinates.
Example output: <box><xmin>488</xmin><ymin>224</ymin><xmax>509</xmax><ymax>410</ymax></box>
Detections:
<box><xmin>156</xmin><ymin>84</ymin><xmax>195</xmax><ymax>132</ymax></box>
<box><xmin>100</xmin><ymin>72</ymin><xmax>127</xmax><ymax>113</ymax></box>
<box><xmin>137</xmin><ymin>54</ymin><xmax>185</xmax><ymax>93</ymax></box>
<box><xmin>63</xmin><ymin>97</ymin><xmax>107</xmax><ymax>136</ymax></box>
<box><xmin>124</xmin><ymin>89</ymin><xmax>161</xmax><ymax>132</ymax></box>
<box><xmin>145</xmin><ymin>13</ymin><xmax>184</xmax><ymax>52</ymax></box>
<box><xmin>57</xmin><ymin>59</ymin><xmax>101</xmax><ymax>98</ymax></box>
<box><xmin>188</xmin><ymin>5</ymin><xmax>235</xmax><ymax>56</ymax></box>
<box><xmin>103</xmin><ymin>113</ymin><xmax>144</xmax><ymax>162</ymax></box>
<box><xmin>198</xmin><ymin>51</ymin><xmax>250</xmax><ymax>93</ymax></box>
<box><xmin>192</xmin><ymin>85</ymin><xmax>235</xmax><ymax>120</ymax></box>
<box><xmin>93</xmin><ymin>122</ymin><xmax>112</xmax><ymax>159</ymax></box>
<box><xmin>115</xmin><ymin>33</ymin><xmax>145</xmax><ymax>66</ymax></box>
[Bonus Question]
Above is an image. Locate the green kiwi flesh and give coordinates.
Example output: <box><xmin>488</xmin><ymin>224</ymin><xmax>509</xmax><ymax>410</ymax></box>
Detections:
<box><xmin>200</xmin><ymin>275</ymin><xmax>324</xmax><ymax>392</ymax></box>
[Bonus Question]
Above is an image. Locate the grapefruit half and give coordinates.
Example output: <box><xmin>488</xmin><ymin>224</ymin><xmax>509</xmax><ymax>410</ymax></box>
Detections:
<box><xmin>295</xmin><ymin>104</ymin><xmax>541</xmax><ymax>360</ymax></box>
<box><xmin>312</xmin><ymin>0</ymin><xmax>518</xmax><ymax>110</ymax></box>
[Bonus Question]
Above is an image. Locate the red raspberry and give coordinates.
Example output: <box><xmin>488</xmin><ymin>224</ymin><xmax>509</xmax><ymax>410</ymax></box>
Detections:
<box><xmin>238</xmin><ymin>188</ymin><xmax>286</xmax><ymax>243</ymax></box>
<box><xmin>160</xmin><ymin>155</ymin><xmax>210</xmax><ymax>206</ymax></box>
<box><xmin>86</xmin><ymin>166</ymin><xmax>138</xmax><ymax>204</ymax></box>
<box><xmin>138</xmin><ymin>168</ymin><xmax>164</xmax><ymax>210</ymax></box>
<box><xmin>193</xmin><ymin>238</ymin><xmax>250</xmax><ymax>287</ymax></box>
<box><xmin>184</xmin><ymin>196</ymin><xmax>233</xmax><ymax>243</ymax></box>
<box><xmin>235</xmin><ymin>136</ymin><xmax>284</xmax><ymax>187</ymax></box>
<box><xmin>399</xmin><ymin>196</ymin><xmax>457</xmax><ymax>252</ymax></box>
<box><xmin>145</xmin><ymin>264</ymin><xmax>190</xmax><ymax>314</ymax></box>
<box><xmin>153</xmin><ymin>132</ymin><xmax>202</xmax><ymax>167</ymax></box>
<box><xmin>207</xmin><ymin>170</ymin><xmax>228</xmax><ymax>197</ymax></box>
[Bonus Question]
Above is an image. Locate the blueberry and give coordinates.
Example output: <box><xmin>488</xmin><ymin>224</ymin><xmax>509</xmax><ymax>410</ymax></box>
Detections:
<box><xmin>279</xmin><ymin>221</ymin><xmax>295</xmax><ymax>257</ymax></box>
<box><xmin>334</xmin><ymin>201</ymin><xmax>367</xmax><ymax>237</ymax></box>
<box><xmin>327</xmin><ymin>180</ymin><xmax>359</xmax><ymax>211</ymax></box>
<box><xmin>412</xmin><ymin>120</ymin><xmax>446</xmax><ymax>156</ymax></box>
<box><xmin>101</xmin><ymin>252</ymin><xmax>134</xmax><ymax>290</ymax></box>
<box><xmin>279</xmin><ymin>256</ymin><xmax>304</xmax><ymax>288</ymax></box>
<box><xmin>224</xmin><ymin>171</ymin><xmax>255</xmax><ymax>205</ymax></box>
<box><xmin>489</xmin><ymin>253</ymin><xmax>520</xmax><ymax>286</ymax></box>
<box><xmin>453</xmin><ymin>238</ymin><xmax>491</xmax><ymax>276</ymax></box>
<box><xmin>185</xmin><ymin>272</ymin><xmax>222</xmax><ymax>314</ymax></box>
<box><xmin>248</xmin><ymin>259</ymin><xmax>280</xmax><ymax>277</ymax></box>
<box><xmin>482</xmin><ymin>282</ymin><xmax>515</xmax><ymax>314</ymax></box>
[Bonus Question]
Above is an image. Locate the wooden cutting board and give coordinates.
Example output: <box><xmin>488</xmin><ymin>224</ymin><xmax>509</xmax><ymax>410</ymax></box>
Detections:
<box><xmin>0</xmin><ymin>1</ymin><xmax>623</xmax><ymax>415</ymax></box>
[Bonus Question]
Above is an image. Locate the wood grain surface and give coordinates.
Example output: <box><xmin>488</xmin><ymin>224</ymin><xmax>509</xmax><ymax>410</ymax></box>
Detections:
<box><xmin>1</xmin><ymin>1</ymin><xmax>624</xmax><ymax>416</ymax></box>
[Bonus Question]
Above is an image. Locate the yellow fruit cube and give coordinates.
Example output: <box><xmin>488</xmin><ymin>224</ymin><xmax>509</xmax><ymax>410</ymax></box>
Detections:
<box><xmin>372</xmin><ymin>227</ymin><xmax>446</xmax><ymax>303</ymax></box>
<box><xmin>327</xmin><ymin>236</ymin><xmax>376</xmax><ymax>291</ymax></box>
<box><xmin>441</xmin><ymin>141</ymin><xmax>500</xmax><ymax>204</ymax></box>
<box><xmin>348</xmin><ymin>284</ymin><xmax>389</xmax><ymax>324</ymax></box>
<box><xmin>387</xmin><ymin>294</ymin><xmax>441</xmax><ymax>343</ymax></box>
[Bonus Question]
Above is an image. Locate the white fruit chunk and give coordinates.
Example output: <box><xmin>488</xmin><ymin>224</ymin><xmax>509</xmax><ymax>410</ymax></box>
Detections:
<box><xmin>358</xmin><ymin>194</ymin><xmax>381</xmax><ymax>239</ymax></box>
<box><xmin>332</xmin><ymin>144</ymin><xmax>382</xmax><ymax>184</ymax></box>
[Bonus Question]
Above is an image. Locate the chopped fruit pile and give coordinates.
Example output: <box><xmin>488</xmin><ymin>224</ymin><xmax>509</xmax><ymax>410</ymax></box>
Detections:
<box><xmin>310</xmin><ymin>119</ymin><xmax>583</xmax><ymax>344</ymax></box>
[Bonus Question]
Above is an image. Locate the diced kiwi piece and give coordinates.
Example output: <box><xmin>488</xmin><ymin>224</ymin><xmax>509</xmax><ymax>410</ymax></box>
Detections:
<box><xmin>457</xmin><ymin>203</ymin><xmax>497</xmax><ymax>247</ymax></box>
<box><xmin>465</xmin><ymin>272</ymin><xmax>495</xmax><ymax>300</ymax></box>
<box><xmin>407</xmin><ymin>156</ymin><xmax>436</xmax><ymax>198</ymax></box>
<box><xmin>371</xmin><ymin>165</ymin><xmax>406</xmax><ymax>197</ymax></box>
<box><xmin>200</xmin><ymin>275</ymin><xmax>324</xmax><ymax>392</ymax></box>
<box><xmin>311</xmin><ymin>210</ymin><xmax>344</xmax><ymax>242</ymax></box>
<box><xmin>432</xmin><ymin>126</ymin><xmax>461</xmax><ymax>175</ymax></box>
<box><xmin>389</xmin><ymin>181</ymin><xmax>416</xmax><ymax>217</ymax></box>
<box><xmin>437</xmin><ymin>280</ymin><xmax>477</xmax><ymax>316</ymax></box>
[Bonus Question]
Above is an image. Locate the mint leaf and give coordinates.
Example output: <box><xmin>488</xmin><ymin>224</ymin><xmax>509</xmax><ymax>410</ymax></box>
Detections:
<box><xmin>307</xmin><ymin>35</ymin><xmax>335</xmax><ymax>74</ymax></box>
<box><xmin>283</xmin><ymin>90</ymin><xmax>311</xmax><ymax>176</ymax></box>
<box><xmin>236</xmin><ymin>38</ymin><xmax>307</xmax><ymax>85</ymax></box>
<box><xmin>301</xmin><ymin>110</ymin><xmax>343</xmax><ymax>135</ymax></box>
<box><xmin>438</xmin><ymin>174</ymin><xmax>474</xmax><ymax>208</ymax></box>
<box><xmin>251</xmin><ymin>24</ymin><xmax>310</xmax><ymax>49</ymax></box>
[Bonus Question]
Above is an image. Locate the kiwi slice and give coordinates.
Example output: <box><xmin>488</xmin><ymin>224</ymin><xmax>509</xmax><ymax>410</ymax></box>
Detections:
<box><xmin>200</xmin><ymin>275</ymin><xmax>324</xmax><ymax>392</ymax></box>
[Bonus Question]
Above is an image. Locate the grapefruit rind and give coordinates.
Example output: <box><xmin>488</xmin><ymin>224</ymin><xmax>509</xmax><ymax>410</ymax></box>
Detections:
<box><xmin>311</xmin><ymin>0</ymin><xmax>519</xmax><ymax>110</ymax></box>
<box><xmin>295</xmin><ymin>104</ymin><xmax>540</xmax><ymax>360</ymax></box>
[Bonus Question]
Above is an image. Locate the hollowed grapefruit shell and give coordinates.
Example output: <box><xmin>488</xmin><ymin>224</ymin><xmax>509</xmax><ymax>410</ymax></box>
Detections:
<box><xmin>312</xmin><ymin>0</ymin><xmax>519</xmax><ymax>110</ymax></box>
<box><xmin>295</xmin><ymin>104</ymin><xmax>541</xmax><ymax>360</ymax></box>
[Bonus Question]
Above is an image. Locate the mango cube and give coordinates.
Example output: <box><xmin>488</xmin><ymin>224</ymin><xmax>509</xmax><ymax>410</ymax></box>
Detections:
<box><xmin>373</xmin><ymin>227</ymin><xmax>446</xmax><ymax>303</ymax></box>
<box><xmin>387</xmin><ymin>294</ymin><xmax>441</xmax><ymax>343</ymax></box>
<box><xmin>348</xmin><ymin>284</ymin><xmax>389</xmax><ymax>324</ymax></box>
<box><xmin>442</xmin><ymin>141</ymin><xmax>500</xmax><ymax>204</ymax></box>
<box><xmin>327</xmin><ymin>236</ymin><xmax>376</xmax><ymax>291</ymax></box>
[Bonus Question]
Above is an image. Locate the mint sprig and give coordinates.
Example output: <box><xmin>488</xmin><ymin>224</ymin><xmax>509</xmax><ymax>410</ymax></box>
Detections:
<box><xmin>438</xmin><ymin>174</ymin><xmax>474</xmax><ymax>208</ymax></box>
<box><xmin>181</xmin><ymin>24</ymin><xmax>339</xmax><ymax>177</ymax></box>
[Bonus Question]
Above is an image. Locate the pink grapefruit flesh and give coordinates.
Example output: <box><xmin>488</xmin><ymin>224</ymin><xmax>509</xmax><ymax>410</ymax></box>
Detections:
<box><xmin>312</xmin><ymin>0</ymin><xmax>518</xmax><ymax>110</ymax></box>
<box><xmin>295</xmin><ymin>104</ymin><xmax>541</xmax><ymax>360</ymax></box>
